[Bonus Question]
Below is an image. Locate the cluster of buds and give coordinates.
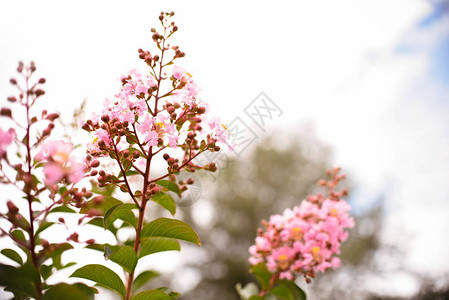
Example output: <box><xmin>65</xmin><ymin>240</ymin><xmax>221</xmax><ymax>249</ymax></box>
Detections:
<box><xmin>249</xmin><ymin>168</ymin><xmax>354</xmax><ymax>282</ymax></box>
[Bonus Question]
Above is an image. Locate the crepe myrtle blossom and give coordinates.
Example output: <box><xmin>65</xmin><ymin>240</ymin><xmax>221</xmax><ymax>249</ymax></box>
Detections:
<box><xmin>35</xmin><ymin>140</ymin><xmax>85</xmax><ymax>186</ymax></box>
<box><xmin>83</xmin><ymin>67</ymin><xmax>231</xmax><ymax>156</ymax></box>
<box><xmin>0</xmin><ymin>128</ymin><xmax>15</xmax><ymax>157</ymax></box>
<box><xmin>249</xmin><ymin>168</ymin><xmax>354</xmax><ymax>282</ymax></box>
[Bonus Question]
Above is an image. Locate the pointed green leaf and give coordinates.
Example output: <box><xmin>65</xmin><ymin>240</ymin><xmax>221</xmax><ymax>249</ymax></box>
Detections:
<box><xmin>156</xmin><ymin>180</ymin><xmax>181</xmax><ymax>197</ymax></box>
<box><xmin>140</xmin><ymin>218</ymin><xmax>200</xmax><ymax>246</ymax></box>
<box><xmin>90</xmin><ymin>180</ymin><xmax>116</xmax><ymax>197</ymax></box>
<box><xmin>109</xmin><ymin>245</ymin><xmax>137</xmax><ymax>273</ymax></box>
<box><xmin>104</xmin><ymin>203</ymin><xmax>137</xmax><ymax>229</ymax></box>
<box><xmin>43</xmin><ymin>283</ymin><xmax>96</xmax><ymax>300</ymax></box>
<box><xmin>132</xmin><ymin>289</ymin><xmax>171</xmax><ymax>300</ymax></box>
<box><xmin>249</xmin><ymin>297</ymin><xmax>266</xmax><ymax>300</ymax></box>
<box><xmin>0</xmin><ymin>249</ymin><xmax>23</xmax><ymax>265</ymax></box>
<box><xmin>0</xmin><ymin>263</ymin><xmax>39</xmax><ymax>298</ymax></box>
<box><xmin>70</xmin><ymin>264</ymin><xmax>125</xmax><ymax>298</ymax></box>
<box><xmin>132</xmin><ymin>271</ymin><xmax>160</xmax><ymax>292</ymax></box>
<box><xmin>270</xmin><ymin>280</ymin><xmax>306</xmax><ymax>300</ymax></box>
<box><xmin>138</xmin><ymin>238</ymin><xmax>180</xmax><ymax>259</ymax></box>
<box><xmin>35</xmin><ymin>221</ymin><xmax>55</xmax><ymax>236</ymax></box>
<box><xmin>49</xmin><ymin>205</ymin><xmax>77</xmax><ymax>214</ymax></box>
<box><xmin>11</xmin><ymin>229</ymin><xmax>26</xmax><ymax>241</ymax></box>
<box><xmin>250</xmin><ymin>263</ymin><xmax>272</xmax><ymax>290</ymax></box>
<box><xmin>41</xmin><ymin>264</ymin><xmax>52</xmax><ymax>280</ymax></box>
<box><xmin>80</xmin><ymin>195</ymin><xmax>122</xmax><ymax>214</ymax></box>
<box><xmin>156</xmin><ymin>287</ymin><xmax>180</xmax><ymax>299</ymax></box>
<box><xmin>85</xmin><ymin>243</ymin><xmax>119</xmax><ymax>254</ymax></box>
<box><xmin>151</xmin><ymin>192</ymin><xmax>176</xmax><ymax>216</ymax></box>
<box><xmin>86</xmin><ymin>217</ymin><xmax>118</xmax><ymax>235</ymax></box>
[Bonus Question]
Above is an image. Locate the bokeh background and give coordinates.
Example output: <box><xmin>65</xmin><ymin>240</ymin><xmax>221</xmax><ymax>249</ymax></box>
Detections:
<box><xmin>1</xmin><ymin>0</ymin><xmax>449</xmax><ymax>299</ymax></box>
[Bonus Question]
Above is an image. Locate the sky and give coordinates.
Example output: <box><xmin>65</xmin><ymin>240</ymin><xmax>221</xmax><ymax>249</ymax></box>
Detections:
<box><xmin>1</xmin><ymin>0</ymin><xmax>449</xmax><ymax>298</ymax></box>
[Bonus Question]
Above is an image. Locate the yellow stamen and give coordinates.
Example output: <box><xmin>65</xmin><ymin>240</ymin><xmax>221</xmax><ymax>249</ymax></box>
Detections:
<box><xmin>330</xmin><ymin>207</ymin><xmax>338</xmax><ymax>216</ymax></box>
<box><xmin>278</xmin><ymin>254</ymin><xmax>290</xmax><ymax>270</ymax></box>
<box><xmin>290</xmin><ymin>227</ymin><xmax>303</xmax><ymax>240</ymax></box>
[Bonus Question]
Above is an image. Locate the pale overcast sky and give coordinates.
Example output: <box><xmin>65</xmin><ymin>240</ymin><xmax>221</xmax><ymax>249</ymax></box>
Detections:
<box><xmin>1</xmin><ymin>0</ymin><xmax>449</xmax><ymax>298</ymax></box>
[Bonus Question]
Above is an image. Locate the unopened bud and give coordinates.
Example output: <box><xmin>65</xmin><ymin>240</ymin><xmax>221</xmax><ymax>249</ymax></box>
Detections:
<box><xmin>91</xmin><ymin>159</ymin><xmax>100</xmax><ymax>168</ymax></box>
<box><xmin>0</xmin><ymin>108</ymin><xmax>12</xmax><ymax>118</ymax></box>
<box><xmin>101</xmin><ymin>114</ymin><xmax>110</xmax><ymax>123</ymax></box>
<box><xmin>35</xmin><ymin>89</ymin><xmax>45</xmax><ymax>97</ymax></box>
<box><xmin>7</xmin><ymin>201</ymin><xmax>19</xmax><ymax>214</ymax></box>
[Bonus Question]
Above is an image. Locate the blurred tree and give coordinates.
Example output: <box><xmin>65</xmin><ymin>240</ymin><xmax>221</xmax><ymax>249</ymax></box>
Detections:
<box><xmin>178</xmin><ymin>127</ymin><xmax>338</xmax><ymax>299</ymax></box>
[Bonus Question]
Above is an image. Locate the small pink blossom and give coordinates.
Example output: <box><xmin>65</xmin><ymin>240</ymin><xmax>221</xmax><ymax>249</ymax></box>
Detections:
<box><xmin>0</xmin><ymin>128</ymin><xmax>15</xmax><ymax>157</ymax></box>
<box><xmin>37</xmin><ymin>140</ymin><xmax>86</xmax><ymax>186</ymax></box>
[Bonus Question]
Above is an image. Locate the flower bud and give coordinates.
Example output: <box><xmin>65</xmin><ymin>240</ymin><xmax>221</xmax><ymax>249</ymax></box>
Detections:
<box><xmin>9</xmin><ymin>78</ymin><xmax>17</xmax><ymax>85</ymax></box>
<box><xmin>7</xmin><ymin>201</ymin><xmax>19</xmax><ymax>214</ymax></box>
<box><xmin>35</xmin><ymin>89</ymin><xmax>45</xmax><ymax>97</ymax></box>
<box><xmin>38</xmin><ymin>78</ymin><xmax>46</xmax><ymax>84</ymax></box>
<box><xmin>0</xmin><ymin>108</ymin><xmax>12</xmax><ymax>118</ymax></box>
<box><xmin>91</xmin><ymin>159</ymin><xmax>100</xmax><ymax>168</ymax></box>
<box><xmin>101</xmin><ymin>114</ymin><xmax>110</xmax><ymax>123</ymax></box>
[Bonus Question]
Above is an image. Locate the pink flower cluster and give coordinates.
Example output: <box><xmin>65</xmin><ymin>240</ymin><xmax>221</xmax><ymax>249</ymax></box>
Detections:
<box><xmin>36</xmin><ymin>140</ymin><xmax>85</xmax><ymax>186</ymax></box>
<box><xmin>249</xmin><ymin>169</ymin><xmax>354</xmax><ymax>281</ymax></box>
<box><xmin>85</xmin><ymin>66</ymin><xmax>229</xmax><ymax>155</ymax></box>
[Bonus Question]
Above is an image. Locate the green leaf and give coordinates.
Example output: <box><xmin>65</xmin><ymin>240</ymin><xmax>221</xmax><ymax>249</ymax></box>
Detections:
<box><xmin>43</xmin><ymin>283</ymin><xmax>96</xmax><ymax>300</ymax></box>
<box><xmin>270</xmin><ymin>280</ymin><xmax>306</xmax><ymax>300</ymax></box>
<box><xmin>250</xmin><ymin>263</ymin><xmax>272</xmax><ymax>290</ymax></box>
<box><xmin>48</xmin><ymin>205</ymin><xmax>77</xmax><ymax>214</ymax></box>
<box><xmin>104</xmin><ymin>203</ymin><xmax>138</xmax><ymax>229</ymax></box>
<box><xmin>0</xmin><ymin>263</ymin><xmax>39</xmax><ymax>298</ymax></box>
<box><xmin>156</xmin><ymin>180</ymin><xmax>181</xmax><ymax>197</ymax></box>
<box><xmin>140</xmin><ymin>218</ymin><xmax>200</xmax><ymax>246</ymax></box>
<box><xmin>249</xmin><ymin>296</ymin><xmax>266</xmax><ymax>300</ymax></box>
<box><xmin>109</xmin><ymin>245</ymin><xmax>137</xmax><ymax>273</ymax></box>
<box><xmin>90</xmin><ymin>180</ymin><xmax>116</xmax><ymax>196</ymax></box>
<box><xmin>138</xmin><ymin>238</ymin><xmax>180</xmax><ymax>259</ymax></box>
<box><xmin>151</xmin><ymin>192</ymin><xmax>176</xmax><ymax>216</ymax></box>
<box><xmin>236</xmin><ymin>283</ymin><xmax>259</xmax><ymax>300</ymax></box>
<box><xmin>132</xmin><ymin>289</ymin><xmax>171</xmax><ymax>300</ymax></box>
<box><xmin>86</xmin><ymin>217</ymin><xmax>118</xmax><ymax>235</ymax></box>
<box><xmin>132</xmin><ymin>271</ymin><xmax>160</xmax><ymax>292</ymax></box>
<box><xmin>41</xmin><ymin>264</ymin><xmax>52</xmax><ymax>280</ymax></box>
<box><xmin>156</xmin><ymin>287</ymin><xmax>180</xmax><ymax>299</ymax></box>
<box><xmin>1</xmin><ymin>249</ymin><xmax>23</xmax><ymax>265</ymax></box>
<box><xmin>11</xmin><ymin>229</ymin><xmax>26</xmax><ymax>241</ymax></box>
<box><xmin>119</xmin><ymin>170</ymin><xmax>140</xmax><ymax>178</ymax></box>
<box><xmin>70</xmin><ymin>264</ymin><xmax>125</xmax><ymax>298</ymax></box>
<box><xmin>79</xmin><ymin>195</ymin><xmax>122</xmax><ymax>214</ymax></box>
<box><xmin>35</xmin><ymin>221</ymin><xmax>55</xmax><ymax>236</ymax></box>
<box><xmin>85</xmin><ymin>243</ymin><xmax>120</xmax><ymax>254</ymax></box>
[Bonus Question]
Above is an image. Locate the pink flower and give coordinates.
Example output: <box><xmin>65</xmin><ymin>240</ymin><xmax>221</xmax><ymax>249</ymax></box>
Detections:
<box><xmin>167</xmin><ymin>135</ymin><xmax>178</xmax><ymax>148</ymax></box>
<box><xmin>146</xmin><ymin>131</ymin><xmax>158</xmax><ymax>146</ymax></box>
<box><xmin>0</xmin><ymin>128</ymin><xmax>15</xmax><ymax>157</ymax></box>
<box><xmin>37</xmin><ymin>140</ymin><xmax>86</xmax><ymax>186</ymax></box>
<box><xmin>172</xmin><ymin>65</ymin><xmax>185</xmax><ymax>80</ymax></box>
